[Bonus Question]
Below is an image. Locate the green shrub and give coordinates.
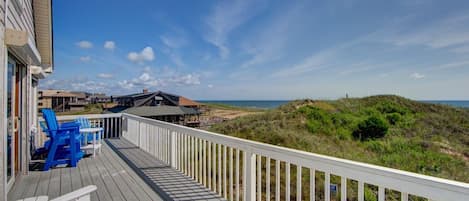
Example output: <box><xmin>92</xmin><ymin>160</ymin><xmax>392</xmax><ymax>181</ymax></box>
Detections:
<box><xmin>353</xmin><ymin>116</ymin><xmax>389</xmax><ymax>140</ymax></box>
<box><xmin>386</xmin><ymin>113</ymin><xmax>401</xmax><ymax>125</ymax></box>
<box><xmin>376</xmin><ymin>101</ymin><xmax>409</xmax><ymax>115</ymax></box>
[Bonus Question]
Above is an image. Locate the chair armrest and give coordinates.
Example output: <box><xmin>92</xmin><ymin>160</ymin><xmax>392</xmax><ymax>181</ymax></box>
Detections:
<box><xmin>60</xmin><ymin>122</ymin><xmax>80</xmax><ymax>128</ymax></box>
<box><xmin>57</xmin><ymin>126</ymin><xmax>79</xmax><ymax>132</ymax></box>
<box><xmin>50</xmin><ymin>185</ymin><xmax>97</xmax><ymax>201</ymax></box>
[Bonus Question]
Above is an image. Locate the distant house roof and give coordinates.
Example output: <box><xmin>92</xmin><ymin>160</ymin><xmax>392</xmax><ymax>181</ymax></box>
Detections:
<box><xmin>179</xmin><ymin>96</ymin><xmax>201</xmax><ymax>106</ymax></box>
<box><xmin>40</xmin><ymin>90</ymin><xmax>77</xmax><ymax>97</ymax></box>
<box><xmin>122</xmin><ymin>106</ymin><xmax>200</xmax><ymax>117</ymax></box>
<box><xmin>115</xmin><ymin>90</ymin><xmax>198</xmax><ymax>107</ymax></box>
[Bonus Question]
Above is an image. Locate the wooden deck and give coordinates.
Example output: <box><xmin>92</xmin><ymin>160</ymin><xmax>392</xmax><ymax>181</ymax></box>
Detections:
<box><xmin>8</xmin><ymin>138</ymin><xmax>225</xmax><ymax>201</ymax></box>
<box><xmin>8</xmin><ymin>141</ymin><xmax>163</xmax><ymax>201</ymax></box>
<box><xmin>106</xmin><ymin>139</ymin><xmax>225</xmax><ymax>201</ymax></box>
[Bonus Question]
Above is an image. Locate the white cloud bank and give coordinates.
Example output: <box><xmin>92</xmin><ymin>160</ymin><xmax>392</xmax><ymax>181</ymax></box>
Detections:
<box><xmin>104</xmin><ymin>41</ymin><xmax>116</xmax><ymax>50</ymax></box>
<box><xmin>127</xmin><ymin>47</ymin><xmax>155</xmax><ymax>63</ymax></box>
<box><xmin>118</xmin><ymin>71</ymin><xmax>200</xmax><ymax>90</ymax></box>
<box><xmin>411</xmin><ymin>73</ymin><xmax>425</xmax><ymax>79</ymax></box>
<box><xmin>204</xmin><ymin>0</ymin><xmax>264</xmax><ymax>59</ymax></box>
<box><xmin>97</xmin><ymin>73</ymin><xmax>113</xmax><ymax>79</ymax></box>
<box><xmin>79</xmin><ymin>56</ymin><xmax>91</xmax><ymax>62</ymax></box>
<box><xmin>76</xmin><ymin>40</ymin><xmax>93</xmax><ymax>49</ymax></box>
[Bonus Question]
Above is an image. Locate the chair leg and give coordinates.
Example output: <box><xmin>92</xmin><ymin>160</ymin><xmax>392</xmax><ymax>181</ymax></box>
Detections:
<box><xmin>44</xmin><ymin>140</ymin><xmax>58</xmax><ymax>171</ymax></box>
<box><xmin>70</xmin><ymin>135</ymin><xmax>77</xmax><ymax>167</ymax></box>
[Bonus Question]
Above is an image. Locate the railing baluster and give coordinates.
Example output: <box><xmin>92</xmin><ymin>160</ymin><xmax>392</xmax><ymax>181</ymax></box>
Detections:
<box><xmin>297</xmin><ymin>165</ymin><xmax>302</xmax><ymax>201</ymax></box>
<box><xmin>213</xmin><ymin>143</ymin><xmax>217</xmax><ymax>190</ymax></box>
<box><xmin>112</xmin><ymin>117</ymin><xmax>115</xmax><ymax>138</ymax></box>
<box><xmin>244</xmin><ymin>151</ymin><xmax>256</xmax><ymax>201</ymax></box>
<box><xmin>341</xmin><ymin>177</ymin><xmax>347</xmax><ymax>201</ymax></box>
<box><xmin>195</xmin><ymin>137</ymin><xmax>199</xmax><ymax>181</ymax></box>
<box><xmin>191</xmin><ymin>136</ymin><xmax>194</xmax><ymax>179</ymax></box>
<box><xmin>276</xmin><ymin>160</ymin><xmax>280</xmax><ymax>201</ymax></box>
<box><xmin>199</xmin><ymin>138</ymin><xmax>203</xmax><ymax>184</ymax></box>
<box><xmin>286</xmin><ymin>162</ymin><xmax>291</xmax><ymax>200</ymax></box>
<box><xmin>236</xmin><ymin>149</ymin><xmax>240</xmax><ymax>201</ymax></box>
<box><xmin>223</xmin><ymin>145</ymin><xmax>227</xmax><ymax>199</ymax></box>
<box><xmin>209</xmin><ymin>142</ymin><xmax>212</xmax><ymax>189</ymax></box>
<box><xmin>218</xmin><ymin>144</ymin><xmax>222</xmax><ymax>195</ymax></box>
<box><xmin>230</xmin><ymin>147</ymin><xmax>234</xmax><ymax>201</ymax></box>
<box><xmin>325</xmin><ymin>172</ymin><xmax>330</xmax><ymax>201</ymax></box>
<box><xmin>185</xmin><ymin>135</ymin><xmax>188</xmax><ymax>175</ymax></box>
<box><xmin>203</xmin><ymin>140</ymin><xmax>207</xmax><ymax>186</ymax></box>
<box><xmin>177</xmin><ymin>133</ymin><xmax>181</xmax><ymax>170</ymax></box>
<box><xmin>310</xmin><ymin>169</ymin><xmax>315</xmax><ymax>201</ymax></box>
<box><xmin>266</xmin><ymin>157</ymin><xmax>270</xmax><ymax>201</ymax></box>
<box><xmin>401</xmin><ymin>192</ymin><xmax>408</xmax><ymax>201</ymax></box>
<box><xmin>378</xmin><ymin>186</ymin><xmax>385</xmax><ymax>201</ymax></box>
<box><xmin>358</xmin><ymin>181</ymin><xmax>364</xmax><ymax>201</ymax></box>
<box><xmin>257</xmin><ymin>155</ymin><xmax>262</xmax><ymax>201</ymax></box>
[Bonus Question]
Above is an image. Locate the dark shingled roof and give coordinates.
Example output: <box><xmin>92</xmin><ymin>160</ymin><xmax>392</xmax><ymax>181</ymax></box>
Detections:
<box><xmin>122</xmin><ymin>106</ymin><xmax>200</xmax><ymax>117</ymax></box>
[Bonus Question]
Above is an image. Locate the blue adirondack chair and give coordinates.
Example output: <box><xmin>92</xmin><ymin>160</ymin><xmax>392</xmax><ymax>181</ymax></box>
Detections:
<box><xmin>41</xmin><ymin>109</ymin><xmax>84</xmax><ymax>170</ymax></box>
<box><xmin>75</xmin><ymin>117</ymin><xmax>103</xmax><ymax>144</ymax></box>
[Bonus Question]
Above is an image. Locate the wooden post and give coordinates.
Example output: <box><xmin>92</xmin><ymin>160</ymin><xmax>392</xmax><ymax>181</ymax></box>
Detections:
<box><xmin>244</xmin><ymin>151</ymin><xmax>256</xmax><ymax>201</ymax></box>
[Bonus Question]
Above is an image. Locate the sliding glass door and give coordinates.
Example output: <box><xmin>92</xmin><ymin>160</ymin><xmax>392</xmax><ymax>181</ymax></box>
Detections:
<box><xmin>6</xmin><ymin>56</ymin><xmax>22</xmax><ymax>189</ymax></box>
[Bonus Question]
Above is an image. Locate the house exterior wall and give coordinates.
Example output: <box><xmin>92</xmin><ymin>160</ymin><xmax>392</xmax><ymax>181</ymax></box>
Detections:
<box><xmin>0</xmin><ymin>0</ymin><xmax>51</xmax><ymax>200</ymax></box>
<box><xmin>38</xmin><ymin>95</ymin><xmax>52</xmax><ymax>109</ymax></box>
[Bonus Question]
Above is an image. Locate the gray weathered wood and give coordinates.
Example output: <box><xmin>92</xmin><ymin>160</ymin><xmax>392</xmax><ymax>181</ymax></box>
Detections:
<box><xmin>107</xmin><ymin>138</ymin><xmax>226</xmax><ymax>201</ymax></box>
<box><xmin>9</xmin><ymin>142</ymin><xmax>163</xmax><ymax>201</ymax></box>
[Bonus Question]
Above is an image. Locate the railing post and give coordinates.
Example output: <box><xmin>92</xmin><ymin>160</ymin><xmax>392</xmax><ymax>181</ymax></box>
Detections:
<box><xmin>170</xmin><ymin>131</ymin><xmax>177</xmax><ymax>168</ymax></box>
<box><xmin>244</xmin><ymin>151</ymin><xmax>256</xmax><ymax>201</ymax></box>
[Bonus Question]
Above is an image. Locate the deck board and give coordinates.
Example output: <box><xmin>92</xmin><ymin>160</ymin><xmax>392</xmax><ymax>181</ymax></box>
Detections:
<box><xmin>8</xmin><ymin>142</ymin><xmax>162</xmax><ymax>201</ymax></box>
<box><xmin>107</xmin><ymin>138</ymin><xmax>226</xmax><ymax>201</ymax></box>
<box><xmin>9</xmin><ymin>138</ymin><xmax>223</xmax><ymax>201</ymax></box>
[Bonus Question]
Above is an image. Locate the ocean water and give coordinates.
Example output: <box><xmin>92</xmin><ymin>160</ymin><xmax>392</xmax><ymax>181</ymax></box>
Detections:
<box><xmin>422</xmin><ymin>100</ymin><xmax>469</xmax><ymax>108</ymax></box>
<box><xmin>199</xmin><ymin>100</ymin><xmax>469</xmax><ymax>109</ymax></box>
<box><xmin>199</xmin><ymin>100</ymin><xmax>290</xmax><ymax>109</ymax></box>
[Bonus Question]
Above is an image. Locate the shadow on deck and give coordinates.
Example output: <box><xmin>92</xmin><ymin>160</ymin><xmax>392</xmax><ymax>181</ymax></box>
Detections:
<box><xmin>107</xmin><ymin>138</ymin><xmax>225</xmax><ymax>201</ymax></box>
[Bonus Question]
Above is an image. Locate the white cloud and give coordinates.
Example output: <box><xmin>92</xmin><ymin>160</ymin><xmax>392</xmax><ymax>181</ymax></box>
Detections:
<box><xmin>410</xmin><ymin>72</ymin><xmax>425</xmax><ymax>79</ymax></box>
<box><xmin>39</xmin><ymin>77</ymin><xmax>110</xmax><ymax>93</ymax></box>
<box><xmin>79</xmin><ymin>56</ymin><xmax>91</xmax><ymax>62</ymax></box>
<box><xmin>207</xmin><ymin>84</ymin><xmax>214</xmax><ymax>88</ymax></box>
<box><xmin>76</xmin><ymin>41</ymin><xmax>93</xmax><ymax>49</ymax></box>
<box><xmin>240</xmin><ymin>3</ymin><xmax>306</xmax><ymax>68</ymax></box>
<box><xmin>382</xmin><ymin>14</ymin><xmax>469</xmax><ymax>51</ymax></box>
<box><xmin>127</xmin><ymin>47</ymin><xmax>155</xmax><ymax>63</ymax></box>
<box><xmin>117</xmin><ymin>71</ymin><xmax>201</xmax><ymax>90</ymax></box>
<box><xmin>160</xmin><ymin>35</ymin><xmax>186</xmax><ymax>49</ymax></box>
<box><xmin>118</xmin><ymin>80</ymin><xmax>134</xmax><ymax>89</ymax></box>
<box><xmin>204</xmin><ymin>0</ymin><xmax>265</xmax><ymax>59</ymax></box>
<box><xmin>97</xmin><ymin>73</ymin><xmax>113</xmax><ymax>79</ymax></box>
<box><xmin>433</xmin><ymin>60</ymin><xmax>469</xmax><ymax>70</ymax></box>
<box><xmin>104</xmin><ymin>41</ymin><xmax>116</xmax><ymax>50</ymax></box>
<box><xmin>171</xmin><ymin>74</ymin><xmax>200</xmax><ymax>86</ymax></box>
<box><xmin>271</xmin><ymin>48</ymin><xmax>337</xmax><ymax>78</ymax></box>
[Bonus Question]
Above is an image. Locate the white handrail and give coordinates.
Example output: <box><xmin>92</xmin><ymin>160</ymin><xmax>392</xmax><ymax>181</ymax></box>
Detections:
<box><xmin>121</xmin><ymin>113</ymin><xmax>469</xmax><ymax>201</ymax></box>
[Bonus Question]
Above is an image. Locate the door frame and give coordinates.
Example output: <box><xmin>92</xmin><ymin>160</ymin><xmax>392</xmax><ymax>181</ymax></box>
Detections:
<box><xmin>6</xmin><ymin>55</ymin><xmax>26</xmax><ymax>191</ymax></box>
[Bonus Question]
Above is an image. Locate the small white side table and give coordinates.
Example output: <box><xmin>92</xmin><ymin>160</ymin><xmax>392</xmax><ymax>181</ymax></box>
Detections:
<box><xmin>79</xmin><ymin>128</ymin><xmax>103</xmax><ymax>157</ymax></box>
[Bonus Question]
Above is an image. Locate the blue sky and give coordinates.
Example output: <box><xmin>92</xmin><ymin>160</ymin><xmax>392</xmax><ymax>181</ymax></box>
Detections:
<box><xmin>43</xmin><ymin>0</ymin><xmax>469</xmax><ymax>100</ymax></box>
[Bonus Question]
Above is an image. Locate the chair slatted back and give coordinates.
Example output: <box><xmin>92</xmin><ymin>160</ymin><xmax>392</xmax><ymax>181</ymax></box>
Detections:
<box><xmin>75</xmin><ymin>117</ymin><xmax>92</xmax><ymax>128</ymax></box>
<box><xmin>42</xmin><ymin>109</ymin><xmax>59</xmax><ymax>138</ymax></box>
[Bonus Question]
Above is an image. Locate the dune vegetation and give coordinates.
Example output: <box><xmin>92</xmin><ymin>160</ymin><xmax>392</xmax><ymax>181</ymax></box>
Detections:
<box><xmin>210</xmin><ymin>95</ymin><xmax>469</xmax><ymax>200</ymax></box>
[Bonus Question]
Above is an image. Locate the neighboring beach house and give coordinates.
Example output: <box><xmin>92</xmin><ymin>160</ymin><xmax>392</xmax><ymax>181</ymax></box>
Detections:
<box><xmin>111</xmin><ymin>89</ymin><xmax>202</xmax><ymax>127</ymax></box>
<box><xmin>38</xmin><ymin>90</ymin><xmax>87</xmax><ymax>112</ymax></box>
<box><xmin>0</xmin><ymin>0</ymin><xmax>53</xmax><ymax>199</ymax></box>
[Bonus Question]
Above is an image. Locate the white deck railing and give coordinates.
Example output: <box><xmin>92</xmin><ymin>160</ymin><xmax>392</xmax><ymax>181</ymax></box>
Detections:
<box><xmin>121</xmin><ymin>113</ymin><xmax>469</xmax><ymax>201</ymax></box>
<box><xmin>36</xmin><ymin>113</ymin><xmax>469</xmax><ymax>200</ymax></box>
